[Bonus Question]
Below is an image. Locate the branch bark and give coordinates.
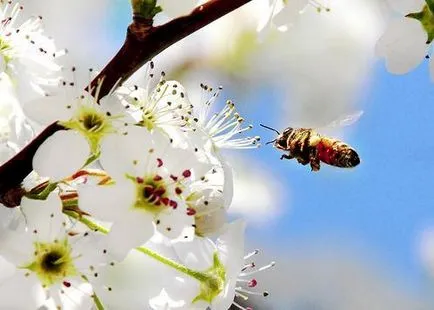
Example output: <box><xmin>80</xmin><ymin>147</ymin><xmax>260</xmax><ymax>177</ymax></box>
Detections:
<box><xmin>0</xmin><ymin>0</ymin><xmax>251</xmax><ymax>200</ymax></box>
<box><xmin>89</xmin><ymin>0</ymin><xmax>252</xmax><ymax>99</ymax></box>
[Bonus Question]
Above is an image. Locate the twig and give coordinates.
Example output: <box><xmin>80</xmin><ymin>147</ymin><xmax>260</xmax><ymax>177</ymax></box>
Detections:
<box><xmin>88</xmin><ymin>0</ymin><xmax>252</xmax><ymax>99</ymax></box>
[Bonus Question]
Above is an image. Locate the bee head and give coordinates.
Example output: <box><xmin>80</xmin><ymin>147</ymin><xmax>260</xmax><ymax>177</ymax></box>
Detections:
<box><xmin>275</xmin><ymin>127</ymin><xmax>293</xmax><ymax>150</ymax></box>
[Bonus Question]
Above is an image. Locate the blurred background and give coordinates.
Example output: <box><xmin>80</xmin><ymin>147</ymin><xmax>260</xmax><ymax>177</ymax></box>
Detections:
<box><xmin>26</xmin><ymin>0</ymin><xmax>434</xmax><ymax>308</ymax></box>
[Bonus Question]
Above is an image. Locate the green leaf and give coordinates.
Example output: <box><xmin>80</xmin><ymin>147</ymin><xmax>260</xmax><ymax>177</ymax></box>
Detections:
<box><xmin>131</xmin><ymin>0</ymin><xmax>162</xmax><ymax>19</ymax></box>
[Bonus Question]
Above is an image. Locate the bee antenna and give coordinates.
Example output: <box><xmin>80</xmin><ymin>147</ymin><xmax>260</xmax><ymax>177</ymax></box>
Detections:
<box><xmin>266</xmin><ymin>139</ymin><xmax>277</xmax><ymax>145</ymax></box>
<box><xmin>260</xmin><ymin>124</ymin><xmax>280</xmax><ymax>135</ymax></box>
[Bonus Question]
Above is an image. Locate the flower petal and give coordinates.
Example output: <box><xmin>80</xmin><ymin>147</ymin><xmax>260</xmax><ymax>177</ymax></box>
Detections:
<box><xmin>77</xmin><ymin>181</ymin><xmax>135</xmax><ymax>221</ymax></box>
<box><xmin>20</xmin><ymin>193</ymin><xmax>64</xmax><ymax>241</ymax></box>
<box><xmin>155</xmin><ymin>204</ymin><xmax>195</xmax><ymax>240</ymax></box>
<box><xmin>92</xmin><ymin>249</ymin><xmax>170</xmax><ymax>309</ymax></box>
<box><xmin>99</xmin><ymin>126</ymin><xmax>158</xmax><ymax>180</ymax></box>
<box><xmin>386</xmin><ymin>0</ymin><xmax>425</xmax><ymax>15</ymax></box>
<box><xmin>106</xmin><ymin>211</ymin><xmax>155</xmax><ymax>260</ymax></box>
<box><xmin>0</xmin><ymin>271</ymin><xmax>46</xmax><ymax>309</ymax></box>
<box><xmin>172</xmin><ymin>236</ymin><xmax>216</xmax><ymax>270</ymax></box>
<box><xmin>23</xmin><ymin>95</ymin><xmax>73</xmax><ymax>126</ymax></box>
<box><xmin>216</xmin><ymin>220</ymin><xmax>246</xmax><ymax>275</ymax></box>
<box><xmin>376</xmin><ymin>18</ymin><xmax>427</xmax><ymax>74</ymax></box>
<box><xmin>33</xmin><ymin>130</ymin><xmax>90</xmax><ymax>181</ymax></box>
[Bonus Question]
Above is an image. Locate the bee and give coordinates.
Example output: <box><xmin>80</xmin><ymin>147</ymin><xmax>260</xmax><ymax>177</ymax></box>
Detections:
<box><xmin>261</xmin><ymin>112</ymin><xmax>362</xmax><ymax>172</ymax></box>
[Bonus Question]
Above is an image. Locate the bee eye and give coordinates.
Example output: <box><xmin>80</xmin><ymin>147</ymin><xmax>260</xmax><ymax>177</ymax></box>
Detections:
<box><xmin>277</xmin><ymin>138</ymin><xmax>287</xmax><ymax>148</ymax></box>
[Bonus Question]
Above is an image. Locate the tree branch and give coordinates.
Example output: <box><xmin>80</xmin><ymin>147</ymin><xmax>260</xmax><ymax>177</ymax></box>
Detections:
<box><xmin>88</xmin><ymin>0</ymin><xmax>252</xmax><ymax>99</ymax></box>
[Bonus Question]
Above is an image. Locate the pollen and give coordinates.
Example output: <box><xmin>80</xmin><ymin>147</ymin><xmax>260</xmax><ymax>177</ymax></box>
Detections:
<box><xmin>23</xmin><ymin>239</ymin><xmax>78</xmax><ymax>287</ymax></box>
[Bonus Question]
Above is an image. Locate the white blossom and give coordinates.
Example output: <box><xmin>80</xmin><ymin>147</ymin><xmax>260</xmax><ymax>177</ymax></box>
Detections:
<box><xmin>376</xmin><ymin>0</ymin><xmax>433</xmax><ymax>77</ymax></box>
<box><xmin>191</xmin><ymin>84</ymin><xmax>260</xmax><ymax>152</ymax></box>
<box><xmin>117</xmin><ymin>76</ymin><xmax>192</xmax><ymax>132</ymax></box>
<box><xmin>0</xmin><ymin>193</ymin><xmax>107</xmax><ymax>309</ymax></box>
<box><xmin>23</xmin><ymin>81</ymin><xmax>134</xmax><ymax>180</ymax></box>
<box><xmin>78</xmin><ymin>126</ymin><xmax>214</xmax><ymax>259</ymax></box>
<box><xmin>0</xmin><ymin>1</ymin><xmax>63</xmax><ymax>100</ymax></box>
<box><xmin>155</xmin><ymin>220</ymin><xmax>274</xmax><ymax>310</ymax></box>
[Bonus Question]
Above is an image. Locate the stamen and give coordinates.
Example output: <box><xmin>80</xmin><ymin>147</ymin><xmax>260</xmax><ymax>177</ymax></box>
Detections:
<box><xmin>244</xmin><ymin>249</ymin><xmax>259</xmax><ymax>260</ymax></box>
<box><xmin>240</xmin><ymin>261</ymin><xmax>275</xmax><ymax>277</ymax></box>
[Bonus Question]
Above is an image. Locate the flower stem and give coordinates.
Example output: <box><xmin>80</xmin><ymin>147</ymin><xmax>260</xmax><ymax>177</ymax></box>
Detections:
<box><xmin>65</xmin><ymin>210</ymin><xmax>210</xmax><ymax>283</ymax></box>
<box><xmin>135</xmin><ymin>246</ymin><xmax>209</xmax><ymax>282</ymax></box>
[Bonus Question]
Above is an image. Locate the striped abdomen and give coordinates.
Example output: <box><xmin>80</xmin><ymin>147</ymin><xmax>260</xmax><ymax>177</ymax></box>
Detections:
<box><xmin>317</xmin><ymin>137</ymin><xmax>360</xmax><ymax>168</ymax></box>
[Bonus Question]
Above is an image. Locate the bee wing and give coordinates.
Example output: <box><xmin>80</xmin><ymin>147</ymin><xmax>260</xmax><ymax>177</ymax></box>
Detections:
<box><xmin>324</xmin><ymin>110</ymin><xmax>364</xmax><ymax>129</ymax></box>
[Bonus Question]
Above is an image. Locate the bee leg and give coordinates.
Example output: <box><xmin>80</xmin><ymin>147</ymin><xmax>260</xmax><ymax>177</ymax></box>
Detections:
<box><xmin>309</xmin><ymin>149</ymin><xmax>321</xmax><ymax>172</ymax></box>
<box><xmin>280</xmin><ymin>154</ymin><xmax>293</xmax><ymax>160</ymax></box>
<box><xmin>296</xmin><ymin>157</ymin><xmax>309</xmax><ymax>165</ymax></box>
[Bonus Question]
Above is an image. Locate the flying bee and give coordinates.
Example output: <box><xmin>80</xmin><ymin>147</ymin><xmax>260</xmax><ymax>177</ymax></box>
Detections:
<box><xmin>261</xmin><ymin>112</ymin><xmax>362</xmax><ymax>172</ymax></box>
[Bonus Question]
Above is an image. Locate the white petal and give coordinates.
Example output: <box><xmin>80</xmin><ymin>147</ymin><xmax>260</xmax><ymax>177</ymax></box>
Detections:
<box><xmin>216</xmin><ymin>220</ymin><xmax>246</xmax><ymax>275</ymax></box>
<box><xmin>20</xmin><ymin>193</ymin><xmax>64</xmax><ymax>241</ymax></box>
<box><xmin>162</xmin><ymin>147</ymin><xmax>211</xmax><ymax>180</ymax></box>
<box><xmin>159</xmin><ymin>276</ymin><xmax>200</xmax><ymax>309</ymax></box>
<box><xmin>92</xmin><ymin>249</ymin><xmax>170</xmax><ymax>309</ymax></box>
<box><xmin>221</xmin><ymin>159</ymin><xmax>234</xmax><ymax>208</ymax></box>
<box><xmin>0</xmin><ymin>226</ymin><xmax>33</xmax><ymax>263</ymax></box>
<box><xmin>386</xmin><ymin>0</ymin><xmax>425</xmax><ymax>15</ymax></box>
<box><xmin>195</xmin><ymin>207</ymin><xmax>227</xmax><ymax>237</ymax></box>
<box><xmin>54</xmin><ymin>279</ymin><xmax>93</xmax><ymax>310</ymax></box>
<box><xmin>150</xmin><ymin>288</ymin><xmax>186</xmax><ymax>309</ymax></box>
<box><xmin>23</xmin><ymin>96</ymin><xmax>73</xmax><ymax>126</ymax></box>
<box><xmin>172</xmin><ymin>236</ymin><xmax>216</xmax><ymax>270</ymax></box>
<box><xmin>99</xmin><ymin>126</ymin><xmax>157</xmax><ymax>180</ymax></box>
<box><xmin>33</xmin><ymin>130</ymin><xmax>90</xmax><ymax>181</ymax></box>
<box><xmin>376</xmin><ymin>18</ymin><xmax>427</xmax><ymax>74</ymax></box>
<box><xmin>155</xmin><ymin>205</ymin><xmax>195</xmax><ymax>240</ymax></box>
<box><xmin>107</xmin><ymin>211</ymin><xmax>155</xmax><ymax>260</ymax></box>
<box><xmin>77</xmin><ymin>181</ymin><xmax>135</xmax><ymax>221</ymax></box>
<box><xmin>0</xmin><ymin>271</ymin><xmax>45</xmax><ymax>309</ymax></box>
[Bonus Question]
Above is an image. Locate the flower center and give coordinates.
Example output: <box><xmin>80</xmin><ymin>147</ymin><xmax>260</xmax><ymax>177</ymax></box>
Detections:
<box><xmin>133</xmin><ymin>175</ymin><xmax>176</xmax><ymax>214</ymax></box>
<box><xmin>61</xmin><ymin>103</ymin><xmax>115</xmax><ymax>154</ymax></box>
<box><xmin>82</xmin><ymin>112</ymin><xmax>105</xmax><ymax>131</ymax></box>
<box><xmin>22</xmin><ymin>239</ymin><xmax>78</xmax><ymax>288</ymax></box>
<box><xmin>41</xmin><ymin>251</ymin><xmax>64</xmax><ymax>273</ymax></box>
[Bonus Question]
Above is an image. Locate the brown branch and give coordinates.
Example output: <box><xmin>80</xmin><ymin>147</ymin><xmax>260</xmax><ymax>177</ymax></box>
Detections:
<box><xmin>88</xmin><ymin>0</ymin><xmax>252</xmax><ymax>99</ymax></box>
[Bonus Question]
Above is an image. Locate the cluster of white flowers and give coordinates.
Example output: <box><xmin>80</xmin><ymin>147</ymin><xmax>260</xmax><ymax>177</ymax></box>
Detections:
<box><xmin>0</xmin><ymin>2</ymin><xmax>274</xmax><ymax>309</ymax></box>
<box><xmin>0</xmin><ymin>0</ymin><xmax>63</xmax><ymax>164</ymax></box>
